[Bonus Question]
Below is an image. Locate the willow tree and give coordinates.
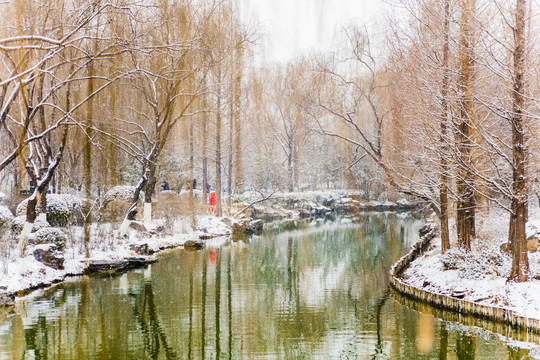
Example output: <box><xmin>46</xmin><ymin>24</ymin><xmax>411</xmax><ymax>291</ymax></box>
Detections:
<box><xmin>227</xmin><ymin>31</ymin><xmax>245</xmax><ymax>206</ymax></box>
<box><xmin>108</xmin><ymin>0</ymin><xmax>205</xmax><ymax>233</ymax></box>
<box><xmin>0</xmin><ymin>0</ymin><xmax>114</xmax><ymax>174</ymax></box>
<box><xmin>269</xmin><ymin>61</ymin><xmax>312</xmax><ymax>192</ymax></box>
<box><xmin>311</xmin><ymin>22</ymin><xmax>443</xmax><ymax>212</ymax></box>
<box><xmin>203</xmin><ymin>3</ymin><xmax>244</xmax><ymax>217</ymax></box>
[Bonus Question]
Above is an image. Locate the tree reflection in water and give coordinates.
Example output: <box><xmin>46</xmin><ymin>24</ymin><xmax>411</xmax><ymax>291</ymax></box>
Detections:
<box><xmin>0</xmin><ymin>214</ymin><xmax>538</xmax><ymax>359</ymax></box>
<box><xmin>129</xmin><ymin>275</ymin><xmax>177</xmax><ymax>359</ymax></box>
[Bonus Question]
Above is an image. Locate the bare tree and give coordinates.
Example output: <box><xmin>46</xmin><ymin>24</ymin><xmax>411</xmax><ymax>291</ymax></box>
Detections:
<box><xmin>508</xmin><ymin>0</ymin><xmax>529</xmax><ymax>282</ymax></box>
<box><xmin>454</xmin><ymin>0</ymin><xmax>477</xmax><ymax>250</ymax></box>
<box><xmin>99</xmin><ymin>1</ymin><xmax>205</xmax><ymax>234</ymax></box>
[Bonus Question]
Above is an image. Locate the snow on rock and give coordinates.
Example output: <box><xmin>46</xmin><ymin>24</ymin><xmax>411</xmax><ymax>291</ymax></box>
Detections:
<box><xmin>527</xmin><ymin>219</ymin><xmax>540</xmax><ymax>238</ymax></box>
<box><xmin>396</xmin><ymin>199</ymin><xmax>411</xmax><ymax>206</ymax></box>
<box><xmin>0</xmin><ymin>206</ymin><xmax>13</xmax><ymax>226</ymax></box>
<box><xmin>0</xmin><ymin>250</ymin><xmax>82</xmax><ymax>293</ymax></box>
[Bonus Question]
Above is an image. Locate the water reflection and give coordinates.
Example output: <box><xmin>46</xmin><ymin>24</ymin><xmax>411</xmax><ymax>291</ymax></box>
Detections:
<box><xmin>0</xmin><ymin>214</ymin><xmax>539</xmax><ymax>359</ymax></box>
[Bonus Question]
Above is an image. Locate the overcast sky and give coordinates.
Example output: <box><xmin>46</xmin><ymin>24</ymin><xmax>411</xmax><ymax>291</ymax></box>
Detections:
<box><xmin>240</xmin><ymin>0</ymin><xmax>386</xmax><ymax>62</ymax></box>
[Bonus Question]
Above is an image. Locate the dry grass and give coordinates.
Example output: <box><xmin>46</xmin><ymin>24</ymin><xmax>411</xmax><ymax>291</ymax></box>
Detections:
<box><xmin>100</xmin><ymin>198</ymin><xmax>135</xmax><ymax>224</ymax></box>
<box><xmin>153</xmin><ymin>191</ymin><xmax>207</xmax><ymax>218</ymax></box>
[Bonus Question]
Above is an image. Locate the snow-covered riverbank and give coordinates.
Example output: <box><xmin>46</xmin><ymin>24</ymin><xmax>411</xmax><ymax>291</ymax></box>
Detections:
<box><xmin>399</xmin><ymin>209</ymin><xmax>540</xmax><ymax>321</ymax></box>
<box><xmin>0</xmin><ymin>216</ymin><xmax>231</xmax><ymax>305</ymax></box>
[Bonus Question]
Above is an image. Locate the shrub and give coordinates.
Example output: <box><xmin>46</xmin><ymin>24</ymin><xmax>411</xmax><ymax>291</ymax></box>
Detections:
<box><xmin>0</xmin><ymin>206</ymin><xmax>13</xmax><ymax>227</ymax></box>
<box><xmin>154</xmin><ymin>190</ymin><xmax>205</xmax><ymax>218</ymax></box>
<box><xmin>32</xmin><ymin>227</ymin><xmax>67</xmax><ymax>250</ymax></box>
<box><xmin>11</xmin><ymin>216</ymin><xmax>50</xmax><ymax>233</ymax></box>
<box><xmin>103</xmin><ymin>186</ymin><xmax>137</xmax><ymax>208</ymax></box>
<box><xmin>16</xmin><ymin>194</ymin><xmax>83</xmax><ymax>227</ymax></box>
<box><xmin>441</xmin><ymin>247</ymin><xmax>509</xmax><ymax>279</ymax></box>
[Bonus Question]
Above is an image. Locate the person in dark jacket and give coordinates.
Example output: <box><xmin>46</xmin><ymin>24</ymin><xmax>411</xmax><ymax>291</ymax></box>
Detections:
<box><xmin>161</xmin><ymin>180</ymin><xmax>169</xmax><ymax>191</ymax></box>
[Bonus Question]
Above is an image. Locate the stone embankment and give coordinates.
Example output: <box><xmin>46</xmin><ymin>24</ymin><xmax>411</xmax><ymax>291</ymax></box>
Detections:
<box><xmin>390</xmin><ymin>225</ymin><xmax>540</xmax><ymax>335</ymax></box>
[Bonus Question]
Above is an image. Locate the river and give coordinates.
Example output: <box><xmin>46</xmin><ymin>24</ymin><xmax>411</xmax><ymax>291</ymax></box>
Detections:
<box><xmin>0</xmin><ymin>213</ymin><xmax>539</xmax><ymax>359</ymax></box>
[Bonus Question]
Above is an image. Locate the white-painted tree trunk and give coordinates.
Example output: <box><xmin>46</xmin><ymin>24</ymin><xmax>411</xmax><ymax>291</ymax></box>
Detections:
<box><xmin>143</xmin><ymin>202</ymin><xmax>152</xmax><ymax>224</ymax></box>
<box><xmin>119</xmin><ymin>218</ymin><xmax>131</xmax><ymax>238</ymax></box>
<box><xmin>18</xmin><ymin>222</ymin><xmax>33</xmax><ymax>256</ymax></box>
<box><xmin>37</xmin><ymin>213</ymin><xmax>46</xmax><ymax>221</ymax></box>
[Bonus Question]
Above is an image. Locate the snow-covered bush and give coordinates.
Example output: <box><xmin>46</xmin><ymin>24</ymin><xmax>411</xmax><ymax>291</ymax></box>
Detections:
<box><xmin>16</xmin><ymin>194</ymin><xmax>83</xmax><ymax>227</ymax></box>
<box><xmin>103</xmin><ymin>186</ymin><xmax>137</xmax><ymax>207</ymax></box>
<box><xmin>0</xmin><ymin>206</ymin><xmax>13</xmax><ymax>227</ymax></box>
<box><xmin>11</xmin><ymin>216</ymin><xmax>50</xmax><ymax>233</ymax></box>
<box><xmin>45</xmin><ymin>196</ymin><xmax>70</xmax><ymax>227</ymax></box>
<box><xmin>32</xmin><ymin>227</ymin><xmax>67</xmax><ymax>250</ymax></box>
<box><xmin>441</xmin><ymin>247</ymin><xmax>509</xmax><ymax>280</ymax></box>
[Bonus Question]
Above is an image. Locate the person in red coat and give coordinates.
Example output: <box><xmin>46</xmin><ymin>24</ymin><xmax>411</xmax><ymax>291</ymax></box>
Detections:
<box><xmin>209</xmin><ymin>191</ymin><xmax>216</xmax><ymax>211</ymax></box>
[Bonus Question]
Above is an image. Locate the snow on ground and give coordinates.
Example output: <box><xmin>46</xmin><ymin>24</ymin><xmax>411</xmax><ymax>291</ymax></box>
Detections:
<box><xmin>0</xmin><ymin>215</ymin><xmax>232</xmax><ymax>295</ymax></box>
<box><xmin>402</xmin><ymin>207</ymin><xmax>540</xmax><ymax>320</ymax></box>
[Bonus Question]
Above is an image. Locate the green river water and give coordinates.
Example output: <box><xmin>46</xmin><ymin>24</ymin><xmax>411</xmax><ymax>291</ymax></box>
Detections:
<box><xmin>0</xmin><ymin>213</ymin><xmax>539</xmax><ymax>359</ymax></box>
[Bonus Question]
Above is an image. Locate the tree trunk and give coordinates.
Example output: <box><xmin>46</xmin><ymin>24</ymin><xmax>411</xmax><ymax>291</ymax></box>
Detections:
<box><xmin>508</xmin><ymin>0</ymin><xmax>529</xmax><ymax>282</ymax></box>
<box><xmin>439</xmin><ymin>0</ymin><xmax>451</xmax><ymax>253</ymax></box>
<box><xmin>119</xmin><ymin>170</ymin><xmax>147</xmax><ymax>237</ymax></box>
<box><xmin>19</xmin><ymin>126</ymin><xmax>69</xmax><ymax>256</ymax></box>
<box><xmin>215</xmin><ymin>65</ymin><xmax>223</xmax><ymax>217</ymax></box>
<box><xmin>84</xmin><ymin>59</ymin><xmax>95</xmax><ymax>257</ymax></box>
<box><xmin>202</xmin><ymin>78</ymin><xmax>209</xmax><ymax>206</ymax></box>
<box><xmin>293</xmin><ymin>103</ymin><xmax>301</xmax><ymax>192</ymax></box>
<box><xmin>287</xmin><ymin>145</ymin><xmax>294</xmax><ymax>192</ymax></box>
<box><xmin>189</xmin><ymin>118</ymin><xmax>194</xmax><ymax>183</ymax></box>
<box><xmin>189</xmin><ymin>116</ymin><xmax>196</xmax><ymax>229</ymax></box>
<box><xmin>234</xmin><ymin>70</ymin><xmax>242</xmax><ymax>193</ymax></box>
<box><xmin>227</xmin><ymin>94</ymin><xmax>234</xmax><ymax>207</ymax></box>
<box><xmin>456</xmin><ymin>0</ymin><xmax>476</xmax><ymax>250</ymax></box>
<box><xmin>143</xmin><ymin>156</ymin><xmax>157</xmax><ymax>224</ymax></box>
<box><xmin>39</xmin><ymin>185</ymin><xmax>48</xmax><ymax>221</ymax></box>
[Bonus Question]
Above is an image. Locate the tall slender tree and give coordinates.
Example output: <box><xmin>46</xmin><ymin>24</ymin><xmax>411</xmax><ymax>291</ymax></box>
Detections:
<box><xmin>508</xmin><ymin>0</ymin><xmax>529</xmax><ymax>282</ymax></box>
<box><xmin>455</xmin><ymin>0</ymin><xmax>476</xmax><ymax>250</ymax></box>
